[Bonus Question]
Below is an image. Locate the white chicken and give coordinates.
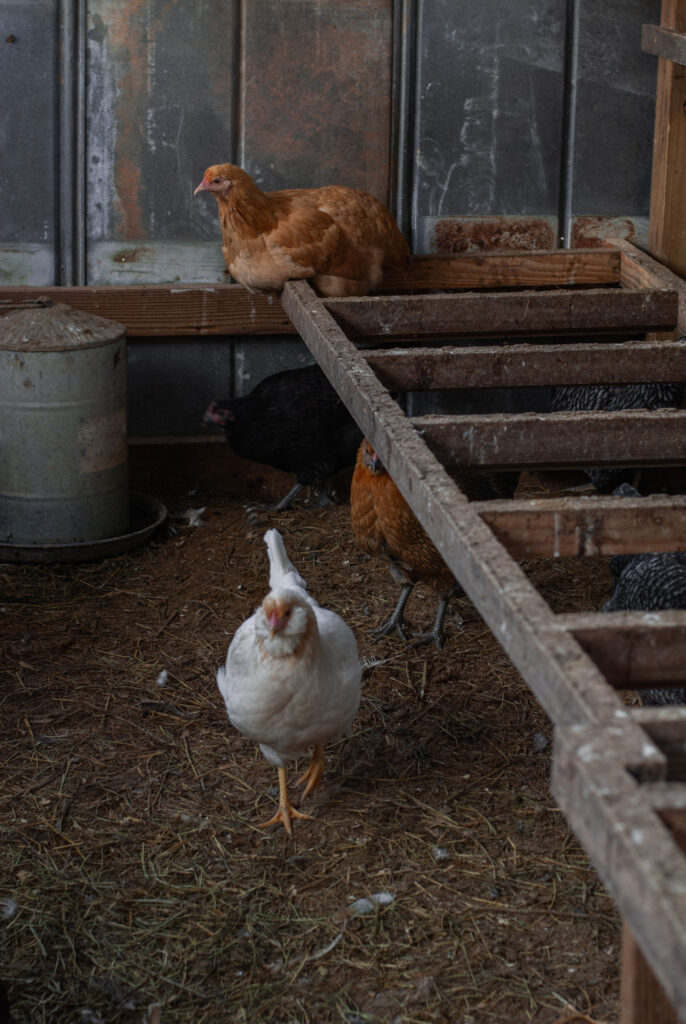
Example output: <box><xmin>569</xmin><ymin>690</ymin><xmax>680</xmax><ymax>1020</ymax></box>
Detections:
<box><xmin>217</xmin><ymin>529</ymin><xmax>361</xmax><ymax>835</ymax></box>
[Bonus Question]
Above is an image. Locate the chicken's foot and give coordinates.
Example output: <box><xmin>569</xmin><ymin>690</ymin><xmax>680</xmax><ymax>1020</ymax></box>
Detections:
<box><xmin>372</xmin><ymin>583</ymin><xmax>414</xmax><ymax>642</ymax></box>
<box><xmin>296</xmin><ymin>743</ymin><xmax>326</xmax><ymax>799</ymax></box>
<box><xmin>272</xmin><ymin>482</ymin><xmax>304</xmax><ymax>512</ymax></box>
<box><xmin>260</xmin><ymin>765</ymin><xmax>311</xmax><ymax>836</ymax></box>
<box><xmin>314</xmin><ymin>479</ymin><xmax>335</xmax><ymax>507</ymax></box>
<box><xmin>411</xmin><ymin>591</ymin><xmax>462</xmax><ymax>651</ymax></box>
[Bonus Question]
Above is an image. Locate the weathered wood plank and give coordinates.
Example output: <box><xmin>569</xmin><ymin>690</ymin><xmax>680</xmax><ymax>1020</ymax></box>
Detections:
<box><xmin>0</xmin><ymin>251</ymin><xmax>622</xmax><ymax>336</ymax></box>
<box><xmin>614</xmin><ymin>237</ymin><xmax>686</xmax><ymax>334</ymax></box>
<box><xmin>281</xmin><ymin>279</ymin><xmax>622</xmax><ymax>727</ymax></box>
<box><xmin>647</xmin><ymin>1</ymin><xmax>686</xmax><ymax>279</ymax></box>
<box><xmin>413</xmin><ymin>409</ymin><xmax>686</xmax><ymax>471</ymax></box>
<box><xmin>325</xmin><ymin>288</ymin><xmax>678</xmax><ymax>339</ymax></box>
<box><xmin>0</xmin><ymin>284</ymin><xmax>296</xmax><ymax>336</ymax></box>
<box><xmin>552</xmin><ymin>724</ymin><xmax>686</xmax><ymax>1021</ymax></box>
<box><xmin>364</xmin><ymin>339</ymin><xmax>686</xmax><ymax>390</ymax></box>
<box><xmin>621</xmin><ymin>923</ymin><xmax>680</xmax><ymax>1024</ymax></box>
<box><xmin>642</xmin><ymin>23</ymin><xmax>686</xmax><ymax>64</ymax></box>
<box><xmin>379</xmin><ymin>249</ymin><xmax>621</xmax><ymax>291</ymax></box>
<box><xmin>556</xmin><ymin>611</ymin><xmax>686</xmax><ymax>688</ymax></box>
<box><xmin>473</xmin><ymin>494</ymin><xmax>686</xmax><ymax>558</ymax></box>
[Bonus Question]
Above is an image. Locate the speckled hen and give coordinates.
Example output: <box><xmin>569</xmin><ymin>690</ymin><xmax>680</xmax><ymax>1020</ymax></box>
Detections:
<box><xmin>602</xmin><ymin>483</ymin><xmax>686</xmax><ymax>705</ymax></box>
<box><xmin>552</xmin><ymin>378</ymin><xmax>684</xmax><ymax>492</ymax></box>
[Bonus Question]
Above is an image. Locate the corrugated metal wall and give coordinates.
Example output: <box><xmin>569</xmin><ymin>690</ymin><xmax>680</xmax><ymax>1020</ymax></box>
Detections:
<box><xmin>0</xmin><ymin>0</ymin><xmax>662</xmax><ymax>434</ymax></box>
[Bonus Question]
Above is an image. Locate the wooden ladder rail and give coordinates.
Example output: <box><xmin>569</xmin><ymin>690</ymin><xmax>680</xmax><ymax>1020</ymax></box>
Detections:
<box><xmin>281</xmin><ymin>249</ymin><xmax>686</xmax><ymax>1022</ymax></box>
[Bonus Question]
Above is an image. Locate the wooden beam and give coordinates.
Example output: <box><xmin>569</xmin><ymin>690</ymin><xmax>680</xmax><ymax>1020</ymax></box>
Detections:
<box><xmin>642</xmin><ymin>23</ymin><xmax>686</xmax><ymax>64</ymax></box>
<box><xmin>648</xmin><ymin>1</ymin><xmax>686</xmax><ymax>278</ymax></box>
<box><xmin>553</xmin><ymin>723</ymin><xmax>686</xmax><ymax>1020</ymax></box>
<box><xmin>556</xmin><ymin>611</ymin><xmax>686</xmax><ymax>688</ymax></box>
<box><xmin>473</xmin><ymin>494</ymin><xmax>686</xmax><ymax>558</ymax></box>
<box><xmin>325</xmin><ymin>288</ymin><xmax>678</xmax><ymax>339</ymax></box>
<box><xmin>413</xmin><ymin>409</ymin><xmax>686</xmax><ymax>471</ymax></box>
<box><xmin>364</xmin><ymin>338</ymin><xmax>686</xmax><ymax>390</ymax></box>
<box><xmin>614</xmin><ymin>237</ymin><xmax>686</xmax><ymax>334</ymax></box>
<box><xmin>0</xmin><ymin>251</ymin><xmax>621</xmax><ymax>337</ymax></box>
<box><xmin>0</xmin><ymin>284</ymin><xmax>296</xmax><ymax>336</ymax></box>
<box><xmin>379</xmin><ymin>249</ymin><xmax>621</xmax><ymax>291</ymax></box>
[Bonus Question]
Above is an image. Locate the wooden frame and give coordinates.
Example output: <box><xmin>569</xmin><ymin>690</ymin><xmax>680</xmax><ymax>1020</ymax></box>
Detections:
<box><xmin>277</xmin><ymin>238</ymin><xmax>686</xmax><ymax>1023</ymax></box>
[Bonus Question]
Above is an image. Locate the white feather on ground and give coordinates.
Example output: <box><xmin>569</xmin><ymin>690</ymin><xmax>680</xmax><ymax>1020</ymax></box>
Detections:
<box><xmin>217</xmin><ymin>529</ymin><xmax>361</xmax><ymax>834</ymax></box>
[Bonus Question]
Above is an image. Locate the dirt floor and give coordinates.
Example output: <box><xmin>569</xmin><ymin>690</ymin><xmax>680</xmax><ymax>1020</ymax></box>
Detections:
<box><xmin>0</xmin><ymin>467</ymin><xmax>622</xmax><ymax>1024</ymax></box>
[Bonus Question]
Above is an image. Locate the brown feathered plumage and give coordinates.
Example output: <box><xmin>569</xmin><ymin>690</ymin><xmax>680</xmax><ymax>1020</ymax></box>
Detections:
<box><xmin>351</xmin><ymin>439</ymin><xmax>457</xmax><ymax>648</ymax></box>
<box><xmin>194</xmin><ymin>163</ymin><xmax>410</xmax><ymax>297</ymax></box>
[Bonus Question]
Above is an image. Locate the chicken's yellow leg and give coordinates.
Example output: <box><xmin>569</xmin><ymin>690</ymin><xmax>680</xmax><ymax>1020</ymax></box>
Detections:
<box><xmin>296</xmin><ymin>743</ymin><xmax>326</xmax><ymax>799</ymax></box>
<box><xmin>260</xmin><ymin>765</ymin><xmax>311</xmax><ymax>836</ymax></box>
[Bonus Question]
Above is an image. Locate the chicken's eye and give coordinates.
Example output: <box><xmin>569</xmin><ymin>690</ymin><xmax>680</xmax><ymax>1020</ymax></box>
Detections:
<box><xmin>212</xmin><ymin>177</ymin><xmax>221</xmax><ymax>184</ymax></box>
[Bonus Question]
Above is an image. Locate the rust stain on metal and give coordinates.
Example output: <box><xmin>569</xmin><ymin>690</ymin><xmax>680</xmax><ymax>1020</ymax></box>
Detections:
<box><xmin>242</xmin><ymin>0</ymin><xmax>392</xmax><ymax>199</ymax></box>
<box><xmin>111</xmin><ymin>245</ymin><xmax>151</xmax><ymax>264</ymax></box>
<box><xmin>572</xmin><ymin>216</ymin><xmax>637</xmax><ymax>248</ymax></box>
<box><xmin>432</xmin><ymin>218</ymin><xmax>556</xmax><ymax>253</ymax></box>
<box><xmin>106</xmin><ymin>0</ymin><xmax>150</xmax><ymax>240</ymax></box>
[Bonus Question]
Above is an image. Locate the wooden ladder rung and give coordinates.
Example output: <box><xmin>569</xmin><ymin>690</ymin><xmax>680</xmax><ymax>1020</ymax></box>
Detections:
<box><xmin>325</xmin><ymin>287</ymin><xmax>678</xmax><ymax>338</ymax></box>
<box><xmin>363</xmin><ymin>339</ymin><xmax>686</xmax><ymax>390</ymax></box>
<box><xmin>412</xmin><ymin>409</ymin><xmax>686</xmax><ymax>471</ymax></box>
<box><xmin>472</xmin><ymin>494</ymin><xmax>686</xmax><ymax>558</ymax></box>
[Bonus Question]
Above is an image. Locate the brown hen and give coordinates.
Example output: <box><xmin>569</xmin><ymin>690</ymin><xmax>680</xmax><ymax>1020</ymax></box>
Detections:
<box><xmin>351</xmin><ymin>440</ymin><xmax>519</xmax><ymax>648</ymax></box>
<box><xmin>194</xmin><ymin>163</ymin><xmax>410</xmax><ymax>297</ymax></box>
<box><xmin>350</xmin><ymin>439</ymin><xmax>458</xmax><ymax>649</ymax></box>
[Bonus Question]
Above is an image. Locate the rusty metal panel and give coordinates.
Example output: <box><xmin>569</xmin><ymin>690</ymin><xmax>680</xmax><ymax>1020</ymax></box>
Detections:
<box><xmin>86</xmin><ymin>0</ymin><xmax>236</xmax><ymax>248</ymax></box>
<box><xmin>0</xmin><ymin>1</ymin><xmax>57</xmax><ymax>283</ymax></box>
<box><xmin>239</xmin><ymin>0</ymin><xmax>393</xmax><ymax>198</ymax></box>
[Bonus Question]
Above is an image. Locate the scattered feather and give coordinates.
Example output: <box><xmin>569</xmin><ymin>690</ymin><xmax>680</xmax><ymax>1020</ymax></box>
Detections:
<box><xmin>347</xmin><ymin>892</ymin><xmax>395</xmax><ymax>916</ymax></box>
<box><xmin>172</xmin><ymin>507</ymin><xmax>206</xmax><ymax>527</ymax></box>
<box><xmin>0</xmin><ymin>898</ymin><xmax>18</xmax><ymax>919</ymax></box>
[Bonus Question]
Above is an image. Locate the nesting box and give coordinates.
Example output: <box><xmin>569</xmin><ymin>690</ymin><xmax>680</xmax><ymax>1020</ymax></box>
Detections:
<box><xmin>0</xmin><ymin>302</ymin><xmax>129</xmax><ymax>545</ymax></box>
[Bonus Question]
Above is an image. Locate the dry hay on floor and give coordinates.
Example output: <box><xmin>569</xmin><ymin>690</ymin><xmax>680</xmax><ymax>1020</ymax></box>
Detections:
<box><xmin>0</xmin><ymin>493</ymin><xmax>621</xmax><ymax>1023</ymax></box>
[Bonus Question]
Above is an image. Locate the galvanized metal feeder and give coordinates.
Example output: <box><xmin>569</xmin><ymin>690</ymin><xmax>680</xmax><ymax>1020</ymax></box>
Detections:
<box><xmin>0</xmin><ymin>301</ymin><xmax>166</xmax><ymax>560</ymax></box>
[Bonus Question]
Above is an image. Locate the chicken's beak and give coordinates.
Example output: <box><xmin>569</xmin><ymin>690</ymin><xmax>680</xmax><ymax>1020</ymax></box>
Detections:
<box><xmin>268</xmin><ymin>610</ymin><xmax>285</xmax><ymax>637</ymax></box>
<box><xmin>193</xmin><ymin>180</ymin><xmax>209</xmax><ymax>196</ymax></box>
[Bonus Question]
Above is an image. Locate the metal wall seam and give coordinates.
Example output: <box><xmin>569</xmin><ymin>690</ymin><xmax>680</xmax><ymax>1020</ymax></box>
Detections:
<box><xmin>58</xmin><ymin>0</ymin><xmax>87</xmax><ymax>285</ymax></box>
<box><xmin>559</xmin><ymin>0</ymin><xmax>581</xmax><ymax>248</ymax></box>
<box><xmin>391</xmin><ymin>0</ymin><xmax>419</xmax><ymax>244</ymax></box>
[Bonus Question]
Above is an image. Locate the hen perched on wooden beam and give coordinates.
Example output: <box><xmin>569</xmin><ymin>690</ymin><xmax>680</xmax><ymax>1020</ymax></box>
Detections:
<box><xmin>194</xmin><ymin>163</ymin><xmax>410</xmax><ymax>297</ymax></box>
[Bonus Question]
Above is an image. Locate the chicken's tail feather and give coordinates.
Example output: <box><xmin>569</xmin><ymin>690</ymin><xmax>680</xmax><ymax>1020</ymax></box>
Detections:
<box><xmin>264</xmin><ymin>529</ymin><xmax>308</xmax><ymax>593</ymax></box>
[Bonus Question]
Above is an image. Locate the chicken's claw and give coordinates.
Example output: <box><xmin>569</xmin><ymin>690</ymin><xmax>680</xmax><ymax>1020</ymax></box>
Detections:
<box><xmin>371</xmin><ymin>582</ymin><xmax>413</xmax><ymax>642</ymax></box>
<box><xmin>259</xmin><ymin>803</ymin><xmax>311</xmax><ymax>837</ymax></box>
<box><xmin>261</xmin><ymin>764</ymin><xmax>312</xmax><ymax>836</ymax></box>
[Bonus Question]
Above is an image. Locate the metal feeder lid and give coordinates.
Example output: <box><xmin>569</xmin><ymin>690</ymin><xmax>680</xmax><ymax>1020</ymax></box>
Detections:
<box><xmin>0</xmin><ymin>300</ymin><xmax>126</xmax><ymax>353</ymax></box>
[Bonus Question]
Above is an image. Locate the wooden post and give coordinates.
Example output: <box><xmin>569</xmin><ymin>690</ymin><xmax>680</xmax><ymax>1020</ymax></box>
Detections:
<box><xmin>647</xmin><ymin>0</ymin><xmax>686</xmax><ymax>278</ymax></box>
<box><xmin>621</xmin><ymin>922</ymin><xmax>679</xmax><ymax>1024</ymax></box>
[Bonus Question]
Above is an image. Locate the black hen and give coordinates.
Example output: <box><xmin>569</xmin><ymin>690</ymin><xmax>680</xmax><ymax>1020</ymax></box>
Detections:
<box><xmin>204</xmin><ymin>364</ymin><xmax>362</xmax><ymax>510</ymax></box>
<box><xmin>602</xmin><ymin>483</ymin><xmax>686</xmax><ymax>705</ymax></box>
<box><xmin>552</xmin><ymin>379</ymin><xmax>684</xmax><ymax>492</ymax></box>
